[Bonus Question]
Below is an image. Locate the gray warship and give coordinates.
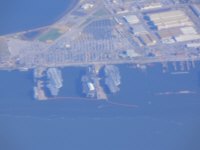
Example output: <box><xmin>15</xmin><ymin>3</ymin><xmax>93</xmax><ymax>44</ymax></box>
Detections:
<box><xmin>46</xmin><ymin>68</ymin><xmax>63</xmax><ymax>96</ymax></box>
<box><xmin>104</xmin><ymin>65</ymin><xmax>121</xmax><ymax>93</ymax></box>
<box><xmin>81</xmin><ymin>66</ymin><xmax>97</xmax><ymax>98</ymax></box>
<box><xmin>81</xmin><ymin>75</ymin><xmax>96</xmax><ymax>98</ymax></box>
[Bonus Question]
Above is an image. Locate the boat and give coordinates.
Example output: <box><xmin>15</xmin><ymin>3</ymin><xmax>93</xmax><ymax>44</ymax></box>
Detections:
<box><xmin>81</xmin><ymin>75</ymin><xmax>96</xmax><ymax>98</ymax></box>
<box><xmin>46</xmin><ymin>68</ymin><xmax>63</xmax><ymax>96</ymax></box>
<box><xmin>104</xmin><ymin>65</ymin><xmax>121</xmax><ymax>93</ymax></box>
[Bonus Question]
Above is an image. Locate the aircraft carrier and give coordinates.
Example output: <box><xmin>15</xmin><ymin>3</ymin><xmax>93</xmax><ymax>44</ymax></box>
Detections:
<box><xmin>81</xmin><ymin>66</ymin><xmax>108</xmax><ymax>100</ymax></box>
<box><xmin>81</xmin><ymin>75</ymin><xmax>96</xmax><ymax>98</ymax></box>
<box><xmin>46</xmin><ymin>68</ymin><xmax>63</xmax><ymax>96</ymax></box>
<box><xmin>104</xmin><ymin>65</ymin><xmax>121</xmax><ymax>93</ymax></box>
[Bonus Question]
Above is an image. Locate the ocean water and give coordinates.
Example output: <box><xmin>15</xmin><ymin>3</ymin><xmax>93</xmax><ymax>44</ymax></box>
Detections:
<box><xmin>0</xmin><ymin>64</ymin><xmax>200</xmax><ymax>115</ymax></box>
<box><xmin>0</xmin><ymin>64</ymin><xmax>200</xmax><ymax>150</ymax></box>
<box><xmin>0</xmin><ymin>0</ymin><xmax>200</xmax><ymax>149</ymax></box>
<box><xmin>0</xmin><ymin>0</ymin><xmax>77</xmax><ymax>35</ymax></box>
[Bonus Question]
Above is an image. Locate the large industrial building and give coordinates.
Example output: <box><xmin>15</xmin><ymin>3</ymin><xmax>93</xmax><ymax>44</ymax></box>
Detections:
<box><xmin>144</xmin><ymin>9</ymin><xmax>200</xmax><ymax>43</ymax></box>
<box><xmin>123</xmin><ymin>15</ymin><xmax>140</xmax><ymax>24</ymax></box>
<box><xmin>132</xmin><ymin>24</ymin><xmax>147</xmax><ymax>35</ymax></box>
<box><xmin>158</xmin><ymin>26</ymin><xmax>200</xmax><ymax>43</ymax></box>
<box><xmin>139</xmin><ymin>33</ymin><xmax>157</xmax><ymax>46</ymax></box>
<box><xmin>147</xmin><ymin>10</ymin><xmax>194</xmax><ymax>30</ymax></box>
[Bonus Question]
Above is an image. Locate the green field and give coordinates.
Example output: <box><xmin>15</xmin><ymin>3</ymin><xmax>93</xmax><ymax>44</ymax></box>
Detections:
<box><xmin>93</xmin><ymin>8</ymin><xmax>109</xmax><ymax>17</ymax></box>
<box><xmin>37</xmin><ymin>29</ymin><xmax>62</xmax><ymax>42</ymax></box>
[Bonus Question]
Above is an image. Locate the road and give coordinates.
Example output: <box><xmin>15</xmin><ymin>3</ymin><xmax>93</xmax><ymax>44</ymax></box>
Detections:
<box><xmin>0</xmin><ymin>0</ymin><xmax>200</xmax><ymax>70</ymax></box>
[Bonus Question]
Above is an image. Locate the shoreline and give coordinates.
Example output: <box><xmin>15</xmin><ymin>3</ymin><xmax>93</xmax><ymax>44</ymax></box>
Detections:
<box><xmin>0</xmin><ymin>0</ymin><xmax>79</xmax><ymax>36</ymax></box>
<box><xmin>53</xmin><ymin>0</ymin><xmax>79</xmax><ymax>24</ymax></box>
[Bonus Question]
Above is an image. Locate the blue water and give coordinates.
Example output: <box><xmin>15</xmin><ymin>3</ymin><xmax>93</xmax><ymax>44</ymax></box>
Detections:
<box><xmin>0</xmin><ymin>64</ymin><xmax>200</xmax><ymax>150</ymax></box>
<box><xmin>0</xmin><ymin>0</ymin><xmax>77</xmax><ymax>35</ymax></box>
<box><xmin>0</xmin><ymin>0</ymin><xmax>200</xmax><ymax>149</ymax></box>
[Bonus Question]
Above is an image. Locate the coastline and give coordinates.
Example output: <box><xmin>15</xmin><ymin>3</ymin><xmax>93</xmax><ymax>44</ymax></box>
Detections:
<box><xmin>0</xmin><ymin>0</ymin><xmax>79</xmax><ymax>36</ymax></box>
<box><xmin>53</xmin><ymin>0</ymin><xmax>79</xmax><ymax>24</ymax></box>
<box><xmin>0</xmin><ymin>63</ymin><xmax>199</xmax><ymax>116</ymax></box>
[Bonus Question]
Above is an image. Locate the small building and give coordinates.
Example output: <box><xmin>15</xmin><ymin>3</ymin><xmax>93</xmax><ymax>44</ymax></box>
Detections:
<box><xmin>119</xmin><ymin>50</ymin><xmax>140</xmax><ymax>58</ymax></box>
<box><xmin>132</xmin><ymin>24</ymin><xmax>147</xmax><ymax>35</ymax></box>
<box><xmin>186</xmin><ymin>43</ymin><xmax>200</xmax><ymax>48</ymax></box>
<box><xmin>139</xmin><ymin>3</ymin><xmax>163</xmax><ymax>10</ymax></box>
<box><xmin>138</xmin><ymin>33</ymin><xmax>157</xmax><ymax>46</ymax></box>
<box><xmin>81</xmin><ymin>3</ymin><xmax>94</xmax><ymax>10</ymax></box>
<box><xmin>116</xmin><ymin>8</ymin><xmax>129</xmax><ymax>14</ymax></box>
<box><xmin>123</xmin><ymin>15</ymin><xmax>140</xmax><ymax>24</ymax></box>
<box><xmin>65</xmin><ymin>44</ymin><xmax>71</xmax><ymax>49</ymax></box>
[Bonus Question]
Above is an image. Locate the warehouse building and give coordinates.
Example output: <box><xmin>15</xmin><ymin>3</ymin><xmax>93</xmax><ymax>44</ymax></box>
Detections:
<box><xmin>139</xmin><ymin>2</ymin><xmax>163</xmax><ymax>10</ymax></box>
<box><xmin>175</xmin><ymin>34</ymin><xmax>200</xmax><ymax>42</ymax></box>
<box><xmin>147</xmin><ymin>10</ymin><xmax>193</xmax><ymax>30</ymax></box>
<box><xmin>138</xmin><ymin>33</ymin><xmax>157</xmax><ymax>46</ymax></box>
<box><xmin>131</xmin><ymin>24</ymin><xmax>148</xmax><ymax>35</ymax></box>
<box><xmin>158</xmin><ymin>26</ymin><xmax>200</xmax><ymax>43</ymax></box>
<box><xmin>158</xmin><ymin>27</ymin><xmax>182</xmax><ymax>40</ymax></box>
<box><xmin>123</xmin><ymin>15</ymin><xmax>140</xmax><ymax>24</ymax></box>
<box><xmin>119</xmin><ymin>50</ymin><xmax>141</xmax><ymax>58</ymax></box>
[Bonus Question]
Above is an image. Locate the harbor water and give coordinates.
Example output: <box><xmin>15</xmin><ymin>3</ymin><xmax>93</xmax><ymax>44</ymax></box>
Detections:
<box><xmin>0</xmin><ymin>0</ymin><xmax>78</xmax><ymax>35</ymax></box>
<box><xmin>0</xmin><ymin>0</ymin><xmax>200</xmax><ymax>149</ymax></box>
<box><xmin>0</xmin><ymin>64</ymin><xmax>200</xmax><ymax>116</ymax></box>
<box><xmin>0</xmin><ymin>64</ymin><xmax>200</xmax><ymax>150</ymax></box>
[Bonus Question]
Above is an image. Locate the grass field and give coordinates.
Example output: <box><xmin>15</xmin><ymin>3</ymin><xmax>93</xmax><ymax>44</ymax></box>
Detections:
<box><xmin>37</xmin><ymin>28</ymin><xmax>62</xmax><ymax>42</ymax></box>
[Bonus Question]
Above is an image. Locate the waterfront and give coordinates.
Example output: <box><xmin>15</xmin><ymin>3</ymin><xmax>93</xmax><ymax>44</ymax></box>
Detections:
<box><xmin>0</xmin><ymin>64</ymin><xmax>200</xmax><ymax>149</ymax></box>
<box><xmin>0</xmin><ymin>0</ymin><xmax>200</xmax><ymax>149</ymax></box>
<box><xmin>0</xmin><ymin>63</ymin><xmax>200</xmax><ymax>116</ymax></box>
<box><xmin>0</xmin><ymin>0</ymin><xmax>78</xmax><ymax>35</ymax></box>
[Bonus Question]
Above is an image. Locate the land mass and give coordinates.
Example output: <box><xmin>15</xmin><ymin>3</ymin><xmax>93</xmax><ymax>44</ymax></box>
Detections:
<box><xmin>0</xmin><ymin>0</ymin><xmax>200</xmax><ymax>70</ymax></box>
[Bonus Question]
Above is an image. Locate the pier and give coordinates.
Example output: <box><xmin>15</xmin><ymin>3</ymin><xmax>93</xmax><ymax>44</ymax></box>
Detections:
<box><xmin>34</xmin><ymin>67</ymin><xmax>46</xmax><ymax>78</ymax></box>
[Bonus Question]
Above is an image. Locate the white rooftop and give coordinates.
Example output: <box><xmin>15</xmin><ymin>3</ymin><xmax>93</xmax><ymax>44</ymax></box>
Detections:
<box><xmin>123</xmin><ymin>15</ymin><xmax>139</xmax><ymax>24</ymax></box>
<box><xmin>132</xmin><ymin>24</ymin><xmax>147</xmax><ymax>35</ymax></box>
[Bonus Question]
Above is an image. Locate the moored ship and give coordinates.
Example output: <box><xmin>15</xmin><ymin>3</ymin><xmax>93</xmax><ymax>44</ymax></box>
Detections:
<box><xmin>104</xmin><ymin>65</ymin><xmax>121</xmax><ymax>93</ymax></box>
<box><xmin>81</xmin><ymin>75</ymin><xmax>96</xmax><ymax>98</ymax></box>
<box><xmin>46</xmin><ymin>68</ymin><xmax>63</xmax><ymax>96</ymax></box>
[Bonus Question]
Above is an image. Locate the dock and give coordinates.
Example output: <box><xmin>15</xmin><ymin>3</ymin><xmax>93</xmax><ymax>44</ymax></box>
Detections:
<box><xmin>93</xmin><ymin>77</ymin><xmax>108</xmax><ymax>100</ymax></box>
<box><xmin>94</xmin><ymin>65</ymin><xmax>108</xmax><ymax>100</ymax></box>
<box><xmin>34</xmin><ymin>67</ymin><xmax>46</xmax><ymax>78</ymax></box>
